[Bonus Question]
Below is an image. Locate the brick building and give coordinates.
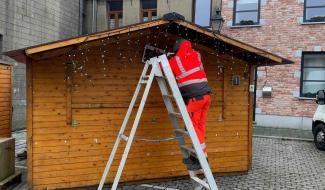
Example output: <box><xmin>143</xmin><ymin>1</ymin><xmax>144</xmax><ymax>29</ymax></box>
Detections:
<box><xmin>0</xmin><ymin>0</ymin><xmax>81</xmax><ymax>130</ymax></box>
<box><xmin>221</xmin><ymin>0</ymin><xmax>325</xmax><ymax>129</ymax></box>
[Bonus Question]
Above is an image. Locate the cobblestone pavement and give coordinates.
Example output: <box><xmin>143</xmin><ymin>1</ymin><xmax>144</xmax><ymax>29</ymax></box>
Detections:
<box><xmin>11</xmin><ymin>132</ymin><xmax>325</xmax><ymax>190</ymax></box>
<box><xmin>116</xmin><ymin>137</ymin><xmax>325</xmax><ymax>190</ymax></box>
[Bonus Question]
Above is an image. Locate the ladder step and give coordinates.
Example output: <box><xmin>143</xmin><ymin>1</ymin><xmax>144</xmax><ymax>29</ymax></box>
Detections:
<box><xmin>119</xmin><ymin>134</ymin><xmax>129</xmax><ymax>141</ymax></box>
<box><xmin>169</xmin><ymin>112</ymin><xmax>182</xmax><ymax>118</ymax></box>
<box><xmin>175</xmin><ymin>128</ymin><xmax>189</xmax><ymax>136</ymax></box>
<box><xmin>140</xmin><ymin>80</ymin><xmax>148</xmax><ymax>84</ymax></box>
<box><xmin>180</xmin><ymin>145</ymin><xmax>196</xmax><ymax>155</ymax></box>
<box><xmin>191</xmin><ymin>177</ymin><xmax>210</xmax><ymax>190</ymax></box>
<box><xmin>155</xmin><ymin>75</ymin><xmax>166</xmax><ymax>79</ymax></box>
<box><xmin>143</xmin><ymin>75</ymin><xmax>150</xmax><ymax>79</ymax></box>
<box><xmin>189</xmin><ymin>169</ymin><xmax>204</xmax><ymax>176</ymax></box>
<box><xmin>162</xmin><ymin>94</ymin><xmax>175</xmax><ymax>99</ymax></box>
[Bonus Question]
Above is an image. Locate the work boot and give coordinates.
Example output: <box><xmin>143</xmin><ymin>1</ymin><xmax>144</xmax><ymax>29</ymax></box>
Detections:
<box><xmin>183</xmin><ymin>155</ymin><xmax>201</xmax><ymax>171</ymax></box>
<box><xmin>191</xmin><ymin>157</ymin><xmax>210</xmax><ymax>170</ymax></box>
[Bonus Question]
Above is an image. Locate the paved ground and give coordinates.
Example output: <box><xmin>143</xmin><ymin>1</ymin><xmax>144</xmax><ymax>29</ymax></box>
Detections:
<box><xmin>117</xmin><ymin>137</ymin><xmax>325</xmax><ymax>190</ymax></box>
<box><xmin>10</xmin><ymin>129</ymin><xmax>325</xmax><ymax>190</ymax></box>
<box><xmin>254</xmin><ymin>127</ymin><xmax>313</xmax><ymax>140</ymax></box>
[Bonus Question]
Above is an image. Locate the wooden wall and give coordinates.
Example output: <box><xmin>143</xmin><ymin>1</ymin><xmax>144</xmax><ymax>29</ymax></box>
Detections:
<box><xmin>0</xmin><ymin>63</ymin><xmax>12</xmax><ymax>137</ymax></box>
<box><xmin>28</xmin><ymin>44</ymin><xmax>253</xmax><ymax>189</ymax></box>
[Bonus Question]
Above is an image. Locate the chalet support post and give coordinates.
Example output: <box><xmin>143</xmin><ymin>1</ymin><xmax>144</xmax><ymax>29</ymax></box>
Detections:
<box><xmin>221</xmin><ymin>67</ymin><xmax>225</xmax><ymax>121</ymax></box>
<box><xmin>24</xmin><ymin>20</ymin><xmax>169</xmax><ymax>56</ymax></box>
<box><xmin>26</xmin><ymin>58</ymin><xmax>33</xmax><ymax>189</ymax></box>
<box><xmin>248</xmin><ymin>64</ymin><xmax>254</xmax><ymax>169</ymax></box>
<box><xmin>65</xmin><ymin>63</ymin><xmax>73</xmax><ymax>126</ymax></box>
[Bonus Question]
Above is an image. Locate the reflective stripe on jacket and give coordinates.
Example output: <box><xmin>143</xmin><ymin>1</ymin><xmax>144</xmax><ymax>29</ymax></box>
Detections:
<box><xmin>169</xmin><ymin>40</ymin><xmax>208</xmax><ymax>88</ymax></box>
<box><xmin>168</xmin><ymin>40</ymin><xmax>211</xmax><ymax>99</ymax></box>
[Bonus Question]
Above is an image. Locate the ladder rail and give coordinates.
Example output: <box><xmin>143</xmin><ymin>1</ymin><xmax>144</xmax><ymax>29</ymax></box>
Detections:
<box><xmin>98</xmin><ymin>55</ymin><xmax>218</xmax><ymax>190</ymax></box>
<box><xmin>97</xmin><ymin>62</ymin><xmax>150</xmax><ymax>190</ymax></box>
<box><xmin>159</xmin><ymin>54</ymin><xmax>218</xmax><ymax>190</ymax></box>
<box><xmin>110</xmin><ymin>61</ymin><xmax>158</xmax><ymax>190</ymax></box>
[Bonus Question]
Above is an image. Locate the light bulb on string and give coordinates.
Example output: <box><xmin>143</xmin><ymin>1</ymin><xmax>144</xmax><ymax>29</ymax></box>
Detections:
<box><xmin>127</xmin><ymin>27</ymin><xmax>133</xmax><ymax>64</ymax></box>
<box><xmin>163</xmin><ymin>22</ymin><xmax>171</xmax><ymax>52</ymax></box>
<box><xmin>177</xmin><ymin>23</ymin><xmax>180</xmax><ymax>36</ymax></box>
<box><xmin>133</xmin><ymin>31</ymin><xmax>142</xmax><ymax>59</ymax></box>
<box><xmin>153</xmin><ymin>26</ymin><xmax>160</xmax><ymax>47</ymax></box>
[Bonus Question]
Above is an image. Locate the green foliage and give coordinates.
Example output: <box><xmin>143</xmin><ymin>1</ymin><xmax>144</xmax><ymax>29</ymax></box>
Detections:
<box><xmin>310</xmin><ymin>16</ymin><xmax>325</xmax><ymax>22</ymax></box>
<box><xmin>239</xmin><ymin>20</ymin><xmax>255</xmax><ymax>25</ymax></box>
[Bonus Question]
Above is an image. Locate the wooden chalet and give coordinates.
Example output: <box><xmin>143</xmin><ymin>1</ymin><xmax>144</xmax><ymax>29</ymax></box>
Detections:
<box><xmin>0</xmin><ymin>63</ymin><xmax>12</xmax><ymax>138</ymax></box>
<box><xmin>5</xmin><ymin>18</ymin><xmax>292</xmax><ymax>189</ymax></box>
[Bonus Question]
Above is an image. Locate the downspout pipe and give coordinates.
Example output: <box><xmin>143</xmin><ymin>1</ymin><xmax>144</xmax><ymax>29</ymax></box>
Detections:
<box><xmin>253</xmin><ymin>66</ymin><xmax>258</xmax><ymax>122</ymax></box>
<box><xmin>92</xmin><ymin>0</ymin><xmax>97</xmax><ymax>33</ymax></box>
<box><xmin>79</xmin><ymin>0</ymin><xmax>83</xmax><ymax>35</ymax></box>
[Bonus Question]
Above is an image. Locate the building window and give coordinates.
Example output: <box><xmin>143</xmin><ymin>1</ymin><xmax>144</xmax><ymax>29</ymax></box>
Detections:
<box><xmin>304</xmin><ymin>0</ymin><xmax>325</xmax><ymax>22</ymax></box>
<box><xmin>233</xmin><ymin>0</ymin><xmax>260</xmax><ymax>26</ymax></box>
<box><xmin>193</xmin><ymin>0</ymin><xmax>212</xmax><ymax>27</ymax></box>
<box><xmin>140</xmin><ymin>0</ymin><xmax>157</xmax><ymax>22</ymax></box>
<box><xmin>301</xmin><ymin>52</ymin><xmax>325</xmax><ymax>98</ymax></box>
<box><xmin>107</xmin><ymin>0</ymin><xmax>123</xmax><ymax>29</ymax></box>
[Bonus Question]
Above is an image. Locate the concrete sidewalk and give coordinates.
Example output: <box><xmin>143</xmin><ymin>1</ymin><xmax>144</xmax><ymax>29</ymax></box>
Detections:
<box><xmin>253</xmin><ymin>126</ymin><xmax>313</xmax><ymax>141</ymax></box>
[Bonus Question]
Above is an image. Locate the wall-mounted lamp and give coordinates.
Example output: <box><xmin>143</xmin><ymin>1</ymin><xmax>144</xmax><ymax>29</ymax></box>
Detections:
<box><xmin>211</xmin><ymin>8</ymin><xmax>225</xmax><ymax>33</ymax></box>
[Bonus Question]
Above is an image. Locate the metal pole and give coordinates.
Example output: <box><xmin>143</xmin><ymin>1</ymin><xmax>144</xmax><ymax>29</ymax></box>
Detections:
<box><xmin>92</xmin><ymin>0</ymin><xmax>96</xmax><ymax>33</ymax></box>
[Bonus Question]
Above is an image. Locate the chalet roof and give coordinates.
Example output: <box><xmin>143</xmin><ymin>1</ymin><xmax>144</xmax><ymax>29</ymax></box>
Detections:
<box><xmin>4</xmin><ymin>19</ymin><xmax>293</xmax><ymax>65</ymax></box>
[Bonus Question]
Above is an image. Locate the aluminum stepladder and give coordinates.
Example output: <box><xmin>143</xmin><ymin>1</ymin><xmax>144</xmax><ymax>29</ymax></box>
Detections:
<box><xmin>98</xmin><ymin>54</ymin><xmax>218</xmax><ymax>190</ymax></box>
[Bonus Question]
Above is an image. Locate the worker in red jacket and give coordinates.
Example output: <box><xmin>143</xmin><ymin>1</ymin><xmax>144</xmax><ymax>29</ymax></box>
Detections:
<box><xmin>169</xmin><ymin>38</ymin><xmax>211</xmax><ymax>169</ymax></box>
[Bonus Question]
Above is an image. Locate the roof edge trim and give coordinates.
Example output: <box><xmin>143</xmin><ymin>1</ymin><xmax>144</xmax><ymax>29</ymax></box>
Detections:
<box><xmin>25</xmin><ymin>20</ymin><xmax>169</xmax><ymax>56</ymax></box>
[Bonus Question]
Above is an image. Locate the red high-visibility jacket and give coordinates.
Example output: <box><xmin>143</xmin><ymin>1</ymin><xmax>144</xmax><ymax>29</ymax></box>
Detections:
<box><xmin>169</xmin><ymin>40</ymin><xmax>211</xmax><ymax>99</ymax></box>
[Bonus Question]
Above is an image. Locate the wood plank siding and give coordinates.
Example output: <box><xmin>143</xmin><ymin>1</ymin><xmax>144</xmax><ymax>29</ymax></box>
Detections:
<box><xmin>29</xmin><ymin>41</ymin><xmax>252</xmax><ymax>189</ymax></box>
<box><xmin>2</xmin><ymin>19</ymin><xmax>292</xmax><ymax>190</ymax></box>
<box><xmin>0</xmin><ymin>63</ymin><xmax>12</xmax><ymax>137</ymax></box>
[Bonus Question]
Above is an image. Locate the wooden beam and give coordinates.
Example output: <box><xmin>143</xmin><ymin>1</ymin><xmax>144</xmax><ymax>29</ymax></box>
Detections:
<box><xmin>28</xmin><ymin>46</ymin><xmax>75</xmax><ymax>62</ymax></box>
<box><xmin>28</xmin><ymin>29</ymin><xmax>156</xmax><ymax>61</ymax></box>
<box><xmin>26</xmin><ymin>58</ymin><xmax>33</xmax><ymax>189</ymax></box>
<box><xmin>25</xmin><ymin>20</ymin><xmax>169</xmax><ymax>56</ymax></box>
<box><xmin>176</xmin><ymin>21</ymin><xmax>284</xmax><ymax>64</ymax></box>
<box><xmin>194</xmin><ymin>43</ymin><xmax>252</xmax><ymax>67</ymax></box>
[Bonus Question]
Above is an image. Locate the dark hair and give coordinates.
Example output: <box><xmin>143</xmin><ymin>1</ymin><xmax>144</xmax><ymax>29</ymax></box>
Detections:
<box><xmin>173</xmin><ymin>38</ymin><xmax>185</xmax><ymax>52</ymax></box>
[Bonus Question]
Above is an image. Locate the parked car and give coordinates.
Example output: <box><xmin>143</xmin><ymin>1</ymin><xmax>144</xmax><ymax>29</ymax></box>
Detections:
<box><xmin>313</xmin><ymin>90</ymin><xmax>325</xmax><ymax>150</ymax></box>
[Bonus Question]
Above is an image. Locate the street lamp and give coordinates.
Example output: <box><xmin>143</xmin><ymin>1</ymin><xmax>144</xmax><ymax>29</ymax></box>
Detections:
<box><xmin>211</xmin><ymin>8</ymin><xmax>225</xmax><ymax>33</ymax></box>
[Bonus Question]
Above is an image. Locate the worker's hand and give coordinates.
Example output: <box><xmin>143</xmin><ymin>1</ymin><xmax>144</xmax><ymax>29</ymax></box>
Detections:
<box><xmin>167</xmin><ymin>52</ymin><xmax>175</xmax><ymax>57</ymax></box>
